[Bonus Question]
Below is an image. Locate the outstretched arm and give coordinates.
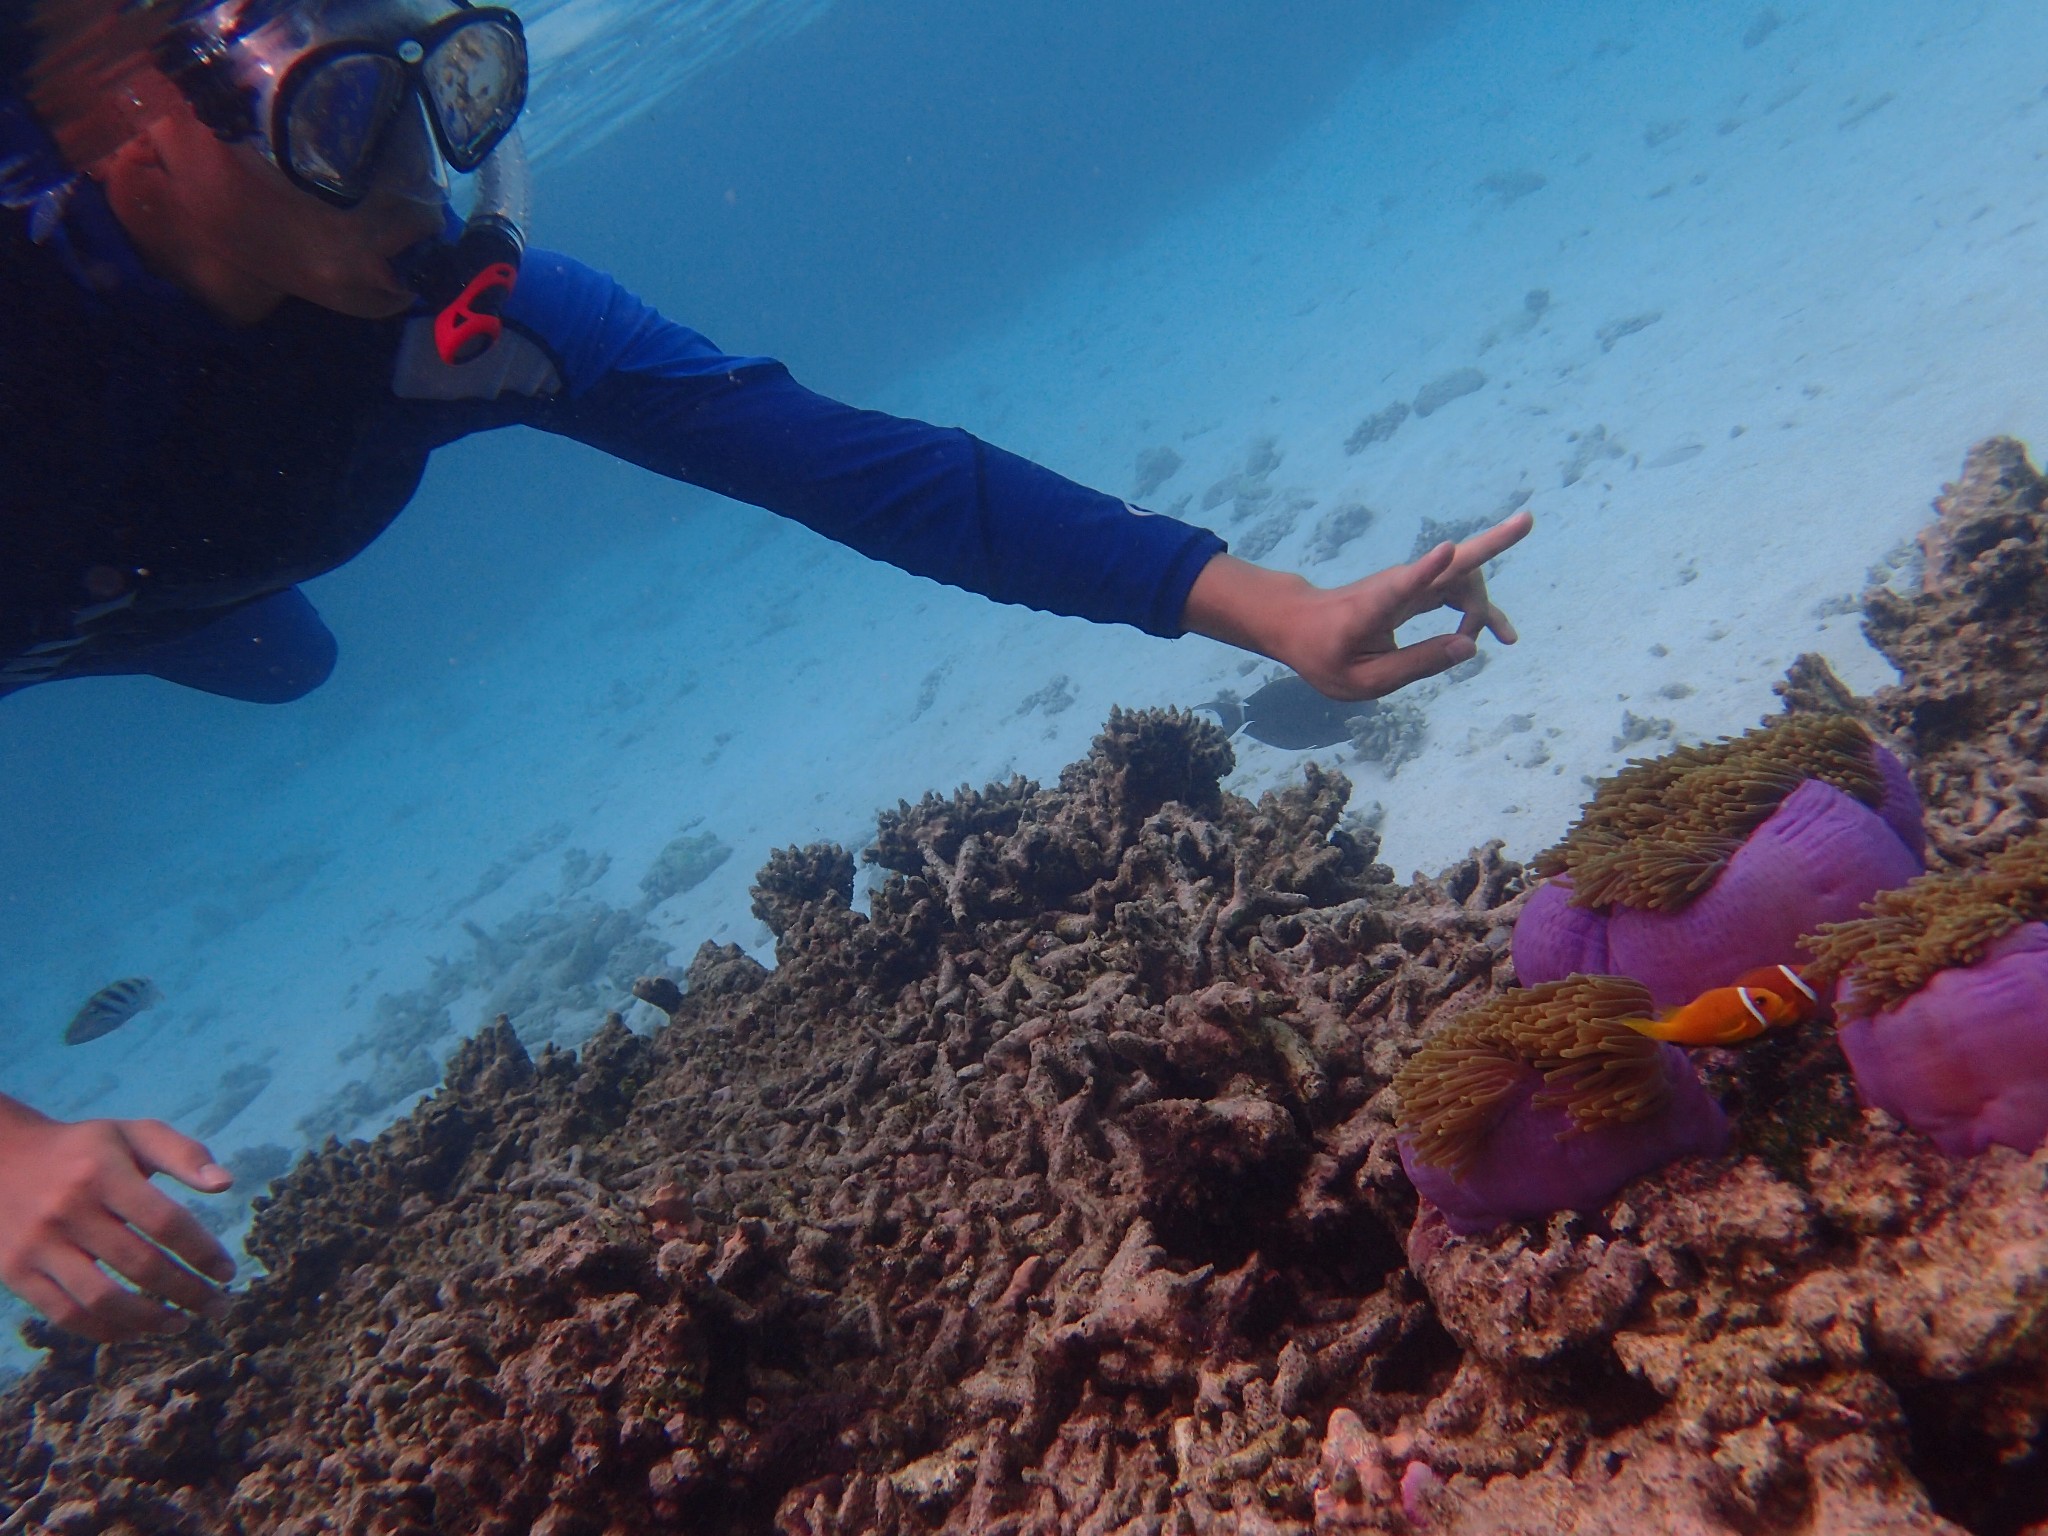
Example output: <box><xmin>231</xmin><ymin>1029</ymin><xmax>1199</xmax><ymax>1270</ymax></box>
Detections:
<box><xmin>503</xmin><ymin>252</ymin><xmax>1221</xmax><ymax>637</ymax></box>
<box><xmin>503</xmin><ymin>253</ymin><xmax>1532</xmax><ymax>684</ymax></box>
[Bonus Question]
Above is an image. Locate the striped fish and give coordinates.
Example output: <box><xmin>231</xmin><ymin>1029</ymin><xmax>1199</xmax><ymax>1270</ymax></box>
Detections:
<box><xmin>64</xmin><ymin>977</ymin><xmax>163</xmax><ymax>1045</ymax></box>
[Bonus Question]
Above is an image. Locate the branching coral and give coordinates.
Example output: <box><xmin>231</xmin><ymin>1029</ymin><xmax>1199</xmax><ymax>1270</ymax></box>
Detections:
<box><xmin>750</xmin><ymin>841</ymin><xmax>857</xmax><ymax>949</ymax></box>
<box><xmin>1807</xmin><ymin>828</ymin><xmax>2048</xmax><ymax>1012</ymax></box>
<box><xmin>1535</xmin><ymin>715</ymin><xmax>1886</xmax><ymax>912</ymax></box>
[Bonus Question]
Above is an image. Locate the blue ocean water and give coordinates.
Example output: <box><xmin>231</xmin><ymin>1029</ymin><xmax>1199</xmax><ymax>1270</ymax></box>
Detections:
<box><xmin>4</xmin><ymin>0</ymin><xmax>2048</xmax><ymax>1355</ymax></box>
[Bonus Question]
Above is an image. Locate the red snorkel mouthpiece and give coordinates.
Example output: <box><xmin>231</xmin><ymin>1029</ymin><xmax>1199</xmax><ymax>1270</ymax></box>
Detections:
<box><xmin>436</xmin><ymin>258</ymin><xmax>518</xmax><ymax>365</ymax></box>
<box><xmin>430</xmin><ymin>222</ymin><xmax>520</xmax><ymax>365</ymax></box>
<box><xmin>413</xmin><ymin>130</ymin><xmax>531</xmax><ymax>366</ymax></box>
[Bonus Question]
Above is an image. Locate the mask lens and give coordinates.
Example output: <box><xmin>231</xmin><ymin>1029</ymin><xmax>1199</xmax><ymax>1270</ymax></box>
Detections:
<box><xmin>284</xmin><ymin>51</ymin><xmax>410</xmax><ymax>201</ymax></box>
<box><xmin>421</xmin><ymin>18</ymin><xmax>528</xmax><ymax>171</ymax></box>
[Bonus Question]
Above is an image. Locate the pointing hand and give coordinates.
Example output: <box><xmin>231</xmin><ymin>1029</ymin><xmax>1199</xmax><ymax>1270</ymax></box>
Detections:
<box><xmin>1181</xmin><ymin>510</ymin><xmax>1534</xmax><ymax>701</ymax></box>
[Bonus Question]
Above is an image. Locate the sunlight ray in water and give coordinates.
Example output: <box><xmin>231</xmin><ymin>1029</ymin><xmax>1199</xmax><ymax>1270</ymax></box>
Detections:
<box><xmin>517</xmin><ymin>0</ymin><xmax>838</xmax><ymax>161</ymax></box>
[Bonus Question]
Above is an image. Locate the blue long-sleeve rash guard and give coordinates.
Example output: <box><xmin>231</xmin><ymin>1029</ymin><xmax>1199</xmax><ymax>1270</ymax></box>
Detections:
<box><xmin>512</xmin><ymin>253</ymin><xmax>1221</xmax><ymax>636</ymax></box>
<box><xmin>0</xmin><ymin>177</ymin><xmax>1225</xmax><ymax>688</ymax></box>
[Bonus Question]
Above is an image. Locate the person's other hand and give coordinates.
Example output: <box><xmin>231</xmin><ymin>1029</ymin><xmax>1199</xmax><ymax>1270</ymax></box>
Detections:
<box><xmin>1181</xmin><ymin>510</ymin><xmax>1534</xmax><ymax>700</ymax></box>
<box><xmin>0</xmin><ymin>1094</ymin><xmax>236</xmax><ymax>1343</ymax></box>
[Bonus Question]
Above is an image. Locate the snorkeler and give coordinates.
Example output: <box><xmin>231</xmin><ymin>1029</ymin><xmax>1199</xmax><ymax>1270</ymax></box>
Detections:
<box><xmin>0</xmin><ymin>0</ymin><xmax>1531</xmax><ymax>1343</ymax></box>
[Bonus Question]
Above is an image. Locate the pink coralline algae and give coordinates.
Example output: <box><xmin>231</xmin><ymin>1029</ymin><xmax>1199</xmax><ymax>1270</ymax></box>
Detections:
<box><xmin>1515</xmin><ymin>726</ymin><xmax>1924</xmax><ymax>1010</ymax></box>
<box><xmin>1837</xmin><ymin>923</ymin><xmax>2048</xmax><ymax>1156</ymax></box>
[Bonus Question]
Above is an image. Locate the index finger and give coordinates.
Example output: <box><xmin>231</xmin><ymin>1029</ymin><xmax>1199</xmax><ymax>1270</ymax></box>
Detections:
<box><xmin>1437</xmin><ymin>509</ymin><xmax>1534</xmax><ymax>585</ymax></box>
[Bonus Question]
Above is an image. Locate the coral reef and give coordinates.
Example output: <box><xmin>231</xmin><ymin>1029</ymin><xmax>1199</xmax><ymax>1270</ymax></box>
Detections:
<box><xmin>1516</xmin><ymin>716</ymin><xmax>1925</xmax><ymax>1007</ymax></box>
<box><xmin>1407</xmin><ymin>515</ymin><xmax>1492</xmax><ymax>562</ymax></box>
<box><xmin>640</xmin><ymin>827</ymin><xmax>734</xmax><ymax>905</ymax></box>
<box><xmin>5</xmin><ymin>705</ymin><xmax>2039</xmax><ymax>1535</ymax></box>
<box><xmin>1133</xmin><ymin>445</ymin><xmax>1183</xmax><ymax>500</ymax></box>
<box><xmin>1201</xmin><ymin>438</ymin><xmax>1283</xmax><ymax>522</ymax></box>
<box><xmin>1862</xmin><ymin>437</ymin><xmax>2048</xmax><ymax>865</ymax></box>
<box><xmin>1393</xmin><ymin>975</ymin><xmax>1729</xmax><ymax>1235</ymax></box>
<box><xmin>1194</xmin><ymin>440</ymin><xmax>1316</xmax><ymax>563</ymax></box>
<box><xmin>3</xmin><ymin>440</ymin><xmax>2047</xmax><ymax>1532</ymax></box>
<box><xmin>1346</xmin><ymin>699</ymin><xmax>1428</xmax><ymax>775</ymax></box>
<box><xmin>1343</xmin><ymin>406</ymin><xmax>1408</xmax><ymax>456</ymax></box>
<box><xmin>1404</xmin><ymin>1130</ymin><xmax>2048</xmax><ymax>1536</ymax></box>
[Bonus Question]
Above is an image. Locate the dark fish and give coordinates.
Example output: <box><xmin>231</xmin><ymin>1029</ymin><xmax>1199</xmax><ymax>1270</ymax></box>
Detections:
<box><xmin>64</xmin><ymin>977</ymin><xmax>163</xmax><ymax>1045</ymax></box>
<box><xmin>1198</xmin><ymin>674</ymin><xmax>1375</xmax><ymax>750</ymax></box>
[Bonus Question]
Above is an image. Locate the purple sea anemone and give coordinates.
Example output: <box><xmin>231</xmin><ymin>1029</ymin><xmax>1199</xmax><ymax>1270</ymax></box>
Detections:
<box><xmin>1515</xmin><ymin>720</ymin><xmax>1924</xmax><ymax>1010</ymax></box>
<box><xmin>1837</xmin><ymin>924</ymin><xmax>2048</xmax><ymax>1155</ymax></box>
<box><xmin>1393</xmin><ymin>975</ymin><xmax>1731</xmax><ymax>1235</ymax></box>
<box><xmin>1398</xmin><ymin>1053</ymin><xmax>1730</xmax><ymax>1234</ymax></box>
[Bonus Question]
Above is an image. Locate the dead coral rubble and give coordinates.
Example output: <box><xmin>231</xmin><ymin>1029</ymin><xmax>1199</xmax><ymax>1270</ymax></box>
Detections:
<box><xmin>0</xmin><ymin>708</ymin><xmax>1487</xmax><ymax>1536</ymax></box>
<box><xmin>3</xmin><ymin>509</ymin><xmax>2048</xmax><ymax>1536</ymax></box>
<box><xmin>1862</xmin><ymin>435</ymin><xmax>2048</xmax><ymax>865</ymax></box>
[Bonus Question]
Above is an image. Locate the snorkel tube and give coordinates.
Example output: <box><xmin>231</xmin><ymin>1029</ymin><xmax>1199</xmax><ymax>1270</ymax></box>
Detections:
<box><xmin>413</xmin><ymin>126</ymin><xmax>529</xmax><ymax>366</ymax></box>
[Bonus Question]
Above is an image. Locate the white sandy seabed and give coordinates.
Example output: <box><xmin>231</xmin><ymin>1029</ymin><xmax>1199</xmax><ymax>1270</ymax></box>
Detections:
<box><xmin>4</xmin><ymin>0</ymin><xmax>2048</xmax><ymax>1343</ymax></box>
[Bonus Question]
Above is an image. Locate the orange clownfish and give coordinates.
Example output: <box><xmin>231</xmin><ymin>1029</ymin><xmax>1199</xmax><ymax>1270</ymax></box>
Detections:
<box><xmin>1622</xmin><ymin>965</ymin><xmax>1822</xmax><ymax>1046</ymax></box>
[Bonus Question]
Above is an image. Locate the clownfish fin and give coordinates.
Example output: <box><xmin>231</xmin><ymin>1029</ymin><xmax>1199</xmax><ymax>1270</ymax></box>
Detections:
<box><xmin>1619</xmin><ymin>1014</ymin><xmax>1686</xmax><ymax>1042</ymax></box>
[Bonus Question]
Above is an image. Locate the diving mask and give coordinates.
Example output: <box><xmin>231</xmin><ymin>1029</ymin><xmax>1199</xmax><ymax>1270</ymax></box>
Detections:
<box><xmin>156</xmin><ymin>0</ymin><xmax>530</xmax><ymax>363</ymax></box>
<box><xmin>157</xmin><ymin>0</ymin><xmax>526</xmax><ymax>209</ymax></box>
